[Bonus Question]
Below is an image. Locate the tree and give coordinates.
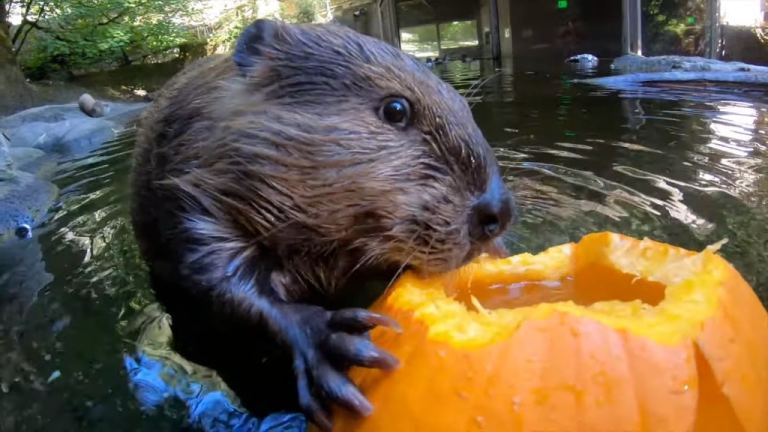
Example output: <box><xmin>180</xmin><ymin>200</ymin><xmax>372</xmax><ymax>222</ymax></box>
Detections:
<box><xmin>1</xmin><ymin>0</ymin><xmax>198</xmax><ymax>78</ymax></box>
<box><xmin>439</xmin><ymin>21</ymin><xmax>478</xmax><ymax>48</ymax></box>
<box><xmin>206</xmin><ymin>1</ymin><xmax>261</xmax><ymax>54</ymax></box>
<box><xmin>280</xmin><ymin>0</ymin><xmax>328</xmax><ymax>24</ymax></box>
<box><xmin>0</xmin><ymin>1</ymin><xmax>35</xmax><ymax>113</ymax></box>
<box><xmin>3</xmin><ymin>0</ymin><xmax>53</xmax><ymax>55</ymax></box>
<box><xmin>207</xmin><ymin>0</ymin><xmax>329</xmax><ymax>54</ymax></box>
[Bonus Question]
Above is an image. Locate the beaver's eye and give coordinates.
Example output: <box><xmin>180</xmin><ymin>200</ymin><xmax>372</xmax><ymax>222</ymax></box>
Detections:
<box><xmin>379</xmin><ymin>97</ymin><xmax>411</xmax><ymax>127</ymax></box>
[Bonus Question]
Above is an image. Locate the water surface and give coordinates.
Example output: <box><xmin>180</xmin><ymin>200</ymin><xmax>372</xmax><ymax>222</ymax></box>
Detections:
<box><xmin>1</xmin><ymin>61</ymin><xmax>766</xmax><ymax>431</ymax></box>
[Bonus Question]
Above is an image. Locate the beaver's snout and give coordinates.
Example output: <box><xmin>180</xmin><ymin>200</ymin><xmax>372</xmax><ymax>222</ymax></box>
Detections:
<box><xmin>468</xmin><ymin>174</ymin><xmax>515</xmax><ymax>243</ymax></box>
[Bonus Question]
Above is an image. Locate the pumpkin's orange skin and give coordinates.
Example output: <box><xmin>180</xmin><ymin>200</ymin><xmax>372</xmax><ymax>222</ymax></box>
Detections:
<box><xmin>330</xmin><ymin>232</ymin><xmax>768</xmax><ymax>432</ymax></box>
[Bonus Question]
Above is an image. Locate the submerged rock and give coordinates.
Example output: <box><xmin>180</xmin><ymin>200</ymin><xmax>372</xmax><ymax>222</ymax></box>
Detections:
<box><xmin>8</xmin><ymin>147</ymin><xmax>57</xmax><ymax>180</ymax></box>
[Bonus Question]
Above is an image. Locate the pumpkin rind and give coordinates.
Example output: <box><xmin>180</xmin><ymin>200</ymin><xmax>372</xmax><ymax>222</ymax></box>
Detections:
<box><xmin>331</xmin><ymin>232</ymin><xmax>768</xmax><ymax>432</ymax></box>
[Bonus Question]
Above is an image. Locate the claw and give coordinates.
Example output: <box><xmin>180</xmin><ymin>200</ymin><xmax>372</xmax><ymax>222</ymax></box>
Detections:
<box><xmin>295</xmin><ymin>357</ymin><xmax>333</xmax><ymax>431</ymax></box>
<box><xmin>313</xmin><ymin>363</ymin><xmax>373</xmax><ymax>416</ymax></box>
<box><xmin>325</xmin><ymin>333</ymin><xmax>399</xmax><ymax>370</ymax></box>
<box><xmin>286</xmin><ymin>306</ymin><xmax>398</xmax><ymax>430</ymax></box>
<box><xmin>329</xmin><ymin>309</ymin><xmax>401</xmax><ymax>334</ymax></box>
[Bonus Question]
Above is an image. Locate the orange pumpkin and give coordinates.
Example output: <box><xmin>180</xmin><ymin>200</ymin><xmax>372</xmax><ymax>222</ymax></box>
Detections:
<box><xmin>331</xmin><ymin>232</ymin><xmax>768</xmax><ymax>432</ymax></box>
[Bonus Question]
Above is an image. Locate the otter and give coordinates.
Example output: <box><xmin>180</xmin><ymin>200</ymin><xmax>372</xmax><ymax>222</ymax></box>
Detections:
<box><xmin>77</xmin><ymin>93</ymin><xmax>109</xmax><ymax>118</ymax></box>
<box><xmin>130</xmin><ymin>19</ymin><xmax>514</xmax><ymax>430</ymax></box>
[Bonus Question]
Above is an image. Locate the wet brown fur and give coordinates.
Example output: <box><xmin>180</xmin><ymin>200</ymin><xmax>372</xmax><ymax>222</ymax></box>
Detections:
<box><xmin>132</xmin><ymin>21</ymin><xmax>501</xmax><ymax>299</ymax></box>
<box><xmin>130</xmin><ymin>19</ymin><xmax>510</xmax><ymax>427</ymax></box>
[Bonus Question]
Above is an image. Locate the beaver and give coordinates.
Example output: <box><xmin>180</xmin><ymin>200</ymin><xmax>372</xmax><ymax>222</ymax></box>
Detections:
<box><xmin>130</xmin><ymin>18</ymin><xmax>514</xmax><ymax>430</ymax></box>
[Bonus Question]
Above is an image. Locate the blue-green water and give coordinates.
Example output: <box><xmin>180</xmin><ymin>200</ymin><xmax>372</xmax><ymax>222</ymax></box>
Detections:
<box><xmin>1</xmin><ymin>61</ymin><xmax>766</xmax><ymax>431</ymax></box>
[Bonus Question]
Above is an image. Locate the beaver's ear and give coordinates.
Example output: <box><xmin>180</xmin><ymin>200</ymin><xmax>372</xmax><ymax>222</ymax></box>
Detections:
<box><xmin>233</xmin><ymin>19</ymin><xmax>284</xmax><ymax>74</ymax></box>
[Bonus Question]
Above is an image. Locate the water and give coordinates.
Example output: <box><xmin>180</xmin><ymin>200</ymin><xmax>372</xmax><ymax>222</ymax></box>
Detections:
<box><xmin>1</xmin><ymin>61</ymin><xmax>767</xmax><ymax>430</ymax></box>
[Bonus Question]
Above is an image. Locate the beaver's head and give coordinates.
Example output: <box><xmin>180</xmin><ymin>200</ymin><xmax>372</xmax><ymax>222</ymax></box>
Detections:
<box><xmin>204</xmin><ymin>19</ymin><xmax>515</xmax><ymax>275</ymax></box>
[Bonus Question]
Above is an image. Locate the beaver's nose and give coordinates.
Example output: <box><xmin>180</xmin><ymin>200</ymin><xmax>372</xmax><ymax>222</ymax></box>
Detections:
<box><xmin>469</xmin><ymin>175</ymin><xmax>514</xmax><ymax>242</ymax></box>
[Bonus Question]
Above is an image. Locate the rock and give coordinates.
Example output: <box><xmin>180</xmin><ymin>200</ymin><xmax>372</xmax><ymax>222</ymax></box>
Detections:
<box><xmin>0</xmin><ymin>171</ymin><xmax>58</xmax><ymax>243</ymax></box>
<box><xmin>574</xmin><ymin>53</ymin><xmax>768</xmax><ymax>91</ymax></box>
<box><xmin>0</xmin><ymin>29</ymin><xmax>36</xmax><ymax>117</ymax></box>
<box><xmin>50</xmin><ymin>118</ymin><xmax>117</xmax><ymax>156</ymax></box>
<box><xmin>8</xmin><ymin>147</ymin><xmax>57</xmax><ymax>180</ymax></box>
<box><xmin>0</xmin><ymin>101</ymin><xmax>146</xmax><ymax>130</ymax></box>
<box><xmin>610</xmin><ymin>54</ymin><xmax>768</xmax><ymax>74</ymax></box>
<box><xmin>78</xmin><ymin>93</ymin><xmax>110</xmax><ymax>118</ymax></box>
<box><xmin>566</xmin><ymin>53</ymin><xmax>599</xmax><ymax>67</ymax></box>
<box><xmin>575</xmin><ymin>71</ymin><xmax>768</xmax><ymax>91</ymax></box>
<box><xmin>0</xmin><ymin>101</ymin><xmax>147</xmax><ymax>159</ymax></box>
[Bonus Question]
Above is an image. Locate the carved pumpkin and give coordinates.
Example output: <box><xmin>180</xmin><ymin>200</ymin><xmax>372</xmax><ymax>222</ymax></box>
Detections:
<box><xmin>332</xmin><ymin>232</ymin><xmax>768</xmax><ymax>432</ymax></box>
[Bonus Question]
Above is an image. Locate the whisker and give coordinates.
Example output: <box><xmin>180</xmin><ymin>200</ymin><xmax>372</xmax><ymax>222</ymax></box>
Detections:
<box><xmin>501</xmin><ymin>231</ymin><xmax>526</xmax><ymax>251</ymax></box>
<box><xmin>381</xmin><ymin>230</ymin><xmax>423</xmax><ymax>295</ymax></box>
<box><xmin>347</xmin><ymin>248</ymin><xmax>380</xmax><ymax>277</ymax></box>
<box><xmin>383</xmin><ymin>254</ymin><xmax>413</xmax><ymax>296</ymax></box>
<box><xmin>465</xmin><ymin>70</ymin><xmax>500</xmax><ymax>97</ymax></box>
<box><xmin>467</xmin><ymin>72</ymin><xmax>501</xmax><ymax>108</ymax></box>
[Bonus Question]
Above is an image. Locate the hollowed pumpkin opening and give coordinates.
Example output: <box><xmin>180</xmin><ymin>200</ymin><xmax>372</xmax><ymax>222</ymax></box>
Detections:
<box><xmin>453</xmin><ymin>261</ymin><xmax>667</xmax><ymax>311</ymax></box>
<box><xmin>332</xmin><ymin>232</ymin><xmax>768</xmax><ymax>432</ymax></box>
<box><xmin>390</xmin><ymin>232</ymin><xmax>725</xmax><ymax>348</ymax></box>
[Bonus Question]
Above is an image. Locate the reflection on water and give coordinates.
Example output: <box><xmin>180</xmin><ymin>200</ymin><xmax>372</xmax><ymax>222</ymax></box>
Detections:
<box><xmin>1</xmin><ymin>60</ymin><xmax>767</xmax><ymax>430</ymax></box>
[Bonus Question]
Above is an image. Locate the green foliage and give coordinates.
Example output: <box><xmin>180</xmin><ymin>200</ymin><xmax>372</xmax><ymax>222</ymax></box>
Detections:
<box><xmin>438</xmin><ymin>20</ymin><xmax>478</xmax><ymax>49</ymax></box>
<box><xmin>207</xmin><ymin>0</ymin><xmax>327</xmax><ymax>55</ymax></box>
<box><xmin>400</xmin><ymin>20</ymin><xmax>478</xmax><ymax>57</ymax></box>
<box><xmin>401</xmin><ymin>24</ymin><xmax>438</xmax><ymax>43</ymax></box>
<box><xmin>206</xmin><ymin>1</ymin><xmax>260</xmax><ymax>54</ymax></box>
<box><xmin>280</xmin><ymin>0</ymin><xmax>325</xmax><ymax>24</ymax></box>
<box><xmin>642</xmin><ymin>0</ymin><xmax>707</xmax><ymax>56</ymax></box>
<box><xmin>399</xmin><ymin>24</ymin><xmax>438</xmax><ymax>58</ymax></box>
<box><xmin>2</xmin><ymin>0</ymin><xmax>333</xmax><ymax>79</ymax></box>
<box><xmin>15</xmin><ymin>0</ymin><xmax>197</xmax><ymax>77</ymax></box>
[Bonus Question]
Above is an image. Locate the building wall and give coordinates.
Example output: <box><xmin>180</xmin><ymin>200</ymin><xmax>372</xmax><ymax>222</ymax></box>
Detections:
<box><xmin>508</xmin><ymin>0</ymin><xmax>622</xmax><ymax>69</ymax></box>
<box><xmin>720</xmin><ymin>25</ymin><xmax>768</xmax><ymax>65</ymax></box>
<box><xmin>497</xmin><ymin>0</ymin><xmax>514</xmax><ymax>60</ymax></box>
<box><xmin>394</xmin><ymin>0</ymin><xmax>487</xmax><ymax>59</ymax></box>
<box><xmin>478</xmin><ymin>0</ymin><xmax>492</xmax><ymax>59</ymax></box>
<box><xmin>333</xmin><ymin>1</ymin><xmax>382</xmax><ymax>40</ymax></box>
<box><xmin>332</xmin><ymin>0</ymin><xmax>400</xmax><ymax>46</ymax></box>
<box><xmin>331</xmin><ymin>0</ymin><xmax>626</xmax><ymax>69</ymax></box>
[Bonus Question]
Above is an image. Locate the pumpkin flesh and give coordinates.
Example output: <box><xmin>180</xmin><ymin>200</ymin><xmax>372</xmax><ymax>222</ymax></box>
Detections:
<box><xmin>331</xmin><ymin>232</ymin><xmax>768</xmax><ymax>432</ymax></box>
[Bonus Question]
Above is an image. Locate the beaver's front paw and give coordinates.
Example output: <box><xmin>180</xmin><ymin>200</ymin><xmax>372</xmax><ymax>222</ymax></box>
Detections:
<box><xmin>285</xmin><ymin>305</ymin><xmax>400</xmax><ymax>430</ymax></box>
